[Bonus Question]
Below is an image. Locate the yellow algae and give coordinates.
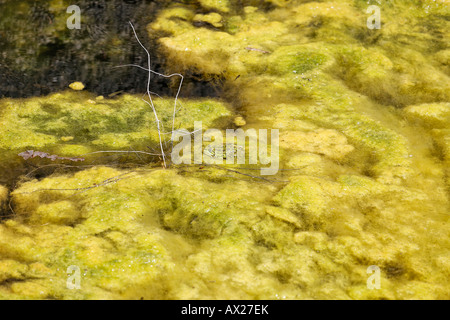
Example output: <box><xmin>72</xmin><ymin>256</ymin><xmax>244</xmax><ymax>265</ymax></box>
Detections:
<box><xmin>0</xmin><ymin>0</ymin><xmax>449</xmax><ymax>301</ymax></box>
<box><xmin>0</xmin><ymin>167</ymin><xmax>179</xmax><ymax>299</ymax></box>
<box><xmin>265</xmin><ymin>206</ymin><xmax>303</xmax><ymax>229</ymax></box>
<box><xmin>0</xmin><ymin>260</ymin><xmax>28</xmax><ymax>283</ymax></box>
<box><xmin>33</xmin><ymin>201</ymin><xmax>82</xmax><ymax>225</ymax></box>
<box><xmin>0</xmin><ymin>160</ymin><xmax>446</xmax><ymax>299</ymax></box>
<box><xmin>233</xmin><ymin>116</ymin><xmax>246</xmax><ymax>127</ymax></box>
<box><xmin>0</xmin><ymin>91</ymin><xmax>234</xmax><ymax>184</ymax></box>
<box><xmin>1</xmin><ymin>166</ymin><xmax>279</xmax><ymax>299</ymax></box>
<box><xmin>158</xmin><ymin>29</ymin><xmax>236</xmax><ymax>75</ymax></box>
<box><xmin>138</xmin><ymin>0</ymin><xmax>450</xmax><ymax>300</ymax></box>
<box><xmin>279</xmin><ymin>129</ymin><xmax>355</xmax><ymax>161</ymax></box>
<box><xmin>10</xmin><ymin>281</ymin><xmax>49</xmax><ymax>299</ymax></box>
<box><xmin>193</xmin><ymin>13</ymin><xmax>224</xmax><ymax>28</ymax></box>
<box><xmin>198</xmin><ymin>0</ymin><xmax>230</xmax><ymax>13</ymax></box>
<box><xmin>60</xmin><ymin>136</ymin><xmax>74</xmax><ymax>142</ymax></box>
<box><xmin>69</xmin><ymin>82</ymin><xmax>85</xmax><ymax>91</ymax></box>
<box><xmin>404</xmin><ymin>102</ymin><xmax>450</xmax><ymax>128</ymax></box>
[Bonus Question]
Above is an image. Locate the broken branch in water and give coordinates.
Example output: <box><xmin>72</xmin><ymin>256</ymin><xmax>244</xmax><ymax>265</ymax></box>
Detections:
<box><xmin>18</xmin><ymin>150</ymin><xmax>85</xmax><ymax>162</ymax></box>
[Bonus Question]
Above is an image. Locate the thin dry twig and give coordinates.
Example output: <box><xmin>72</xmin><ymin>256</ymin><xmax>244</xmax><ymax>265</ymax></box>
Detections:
<box><xmin>125</xmin><ymin>21</ymin><xmax>184</xmax><ymax>168</ymax></box>
<box><xmin>113</xmin><ymin>61</ymin><xmax>184</xmax><ymax>156</ymax></box>
<box><xmin>14</xmin><ymin>170</ymin><xmax>138</xmax><ymax>196</ymax></box>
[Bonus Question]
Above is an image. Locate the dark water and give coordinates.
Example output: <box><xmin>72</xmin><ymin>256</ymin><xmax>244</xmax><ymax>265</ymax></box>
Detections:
<box><xmin>0</xmin><ymin>0</ymin><xmax>219</xmax><ymax>98</ymax></box>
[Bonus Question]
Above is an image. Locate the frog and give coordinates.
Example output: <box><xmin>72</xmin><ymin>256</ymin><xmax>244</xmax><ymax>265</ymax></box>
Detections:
<box><xmin>204</xmin><ymin>143</ymin><xmax>245</xmax><ymax>160</ymax></box>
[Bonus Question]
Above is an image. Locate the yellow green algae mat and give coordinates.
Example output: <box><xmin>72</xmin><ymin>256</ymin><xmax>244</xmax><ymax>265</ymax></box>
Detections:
<box><xmin>0</xmin><ymin>0</ymin><xmax>449</xmax><ymax>299</ymax></box>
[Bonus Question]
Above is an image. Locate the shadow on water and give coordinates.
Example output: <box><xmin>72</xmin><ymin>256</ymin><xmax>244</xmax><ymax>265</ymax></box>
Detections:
<box><xmin>0</xmin><ymin>0</ymin><xmax>221</xmax><ymax>99</ymax></box>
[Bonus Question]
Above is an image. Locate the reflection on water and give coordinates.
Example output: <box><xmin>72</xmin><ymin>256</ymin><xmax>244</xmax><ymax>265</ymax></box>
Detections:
<box><xmin>0</xmin><ymin>0</ymin><xmax>219</xmax><ymax>98</ymax></box>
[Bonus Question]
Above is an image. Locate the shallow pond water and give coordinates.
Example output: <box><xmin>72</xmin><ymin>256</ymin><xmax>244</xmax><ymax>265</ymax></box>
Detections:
<box><xmin>0</xmin><ymin>0</ymin><xmax>449</xmax><ymax>300</ymax></box>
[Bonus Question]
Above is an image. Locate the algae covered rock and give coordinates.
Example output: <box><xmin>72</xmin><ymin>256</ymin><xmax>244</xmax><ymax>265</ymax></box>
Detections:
<box><xmin>69</xmin><ymin>82</ymin><xmax>85</xmax><ymax>91</ymax></box>
<box><xmin>267</xmin><ymin>45</ymin><xmax>331</xmax><ymax>76</ymax></box>
<box><xmin>272</xmin><ymin>174</ymin><xmax>450</xmax><ymax>298</ymax></box>
<box><xmin>144</xmin><ymin>0</ymin><xmax>450</xmax><ymax>298</ymax></box>
<box><xmin>2</xmin><ymin>167</ymin><xmax>181</xmax><ymax>299</ymax></box>
<box><xmin>0</xmin><ymin>91</ymin><xmax>232</xmax><ymax>152</ymax></box>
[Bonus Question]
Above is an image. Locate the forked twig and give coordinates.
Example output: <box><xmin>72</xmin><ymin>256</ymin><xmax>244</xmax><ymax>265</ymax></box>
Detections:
<box><xmin>124</xmin><ymin>21</ymin><xmax>184</xmax><ymax>168</ymax></box>
<box><xmin>80</xmin><ymin>150</ymin><xmax>160</xmax><ymax>157</ymax></box>
<box><xmin>113</xmin><ymin>63</ymin><xmax>184</xmax><ymax>154</ymax></box>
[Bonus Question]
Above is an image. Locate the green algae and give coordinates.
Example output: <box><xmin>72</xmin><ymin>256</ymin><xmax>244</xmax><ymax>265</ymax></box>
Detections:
<box><xmin>0</xmin><ymin>90</ymin><xmax>233</xmax><ymax>185</ymax></box>
<box><xmin>0</xmin><ymin>91</ymin><xmax>232</xmax><ymax>150</ymax></box>
<box><xmin>2</xmin><ymin>167</ymin><xmax>271</xmax><ymax>299</ymax></box>
<box><xmin>0</xmin><ymin>0</ymin><xmax>174</xmax><ymax>97</ymax></box>
<box><xmin>404</xmin><ymin>102</ymin><xmax>450</xmax><ymax>128</ymax></box>
<box><xmin>267</xmin><ymin>45</ymin><xmax>330</xmax><ymax>75</ymax></box>
<box><xmin>150</xmin><ymin>0</ymin><xmax>449</xmax><ymax>185</ymax></box>
<box><xmin>197</xmin><ymin>0</ymin><xmax>231</xmax><ymax>13</ymax></box>
<box><xmin>0</xmin><ymin>0</ymin><xmax>449</xmax><ymax>300</ymax></box>
<box><xmin>4</xmin><ymin>164</ymin><xmax>446</xmax><ymax>299</ymax></box>
<box><xmin>193</xmin><ymin>12</ymin><xmax>224</xmax><ymax>28</ymax></box>
<box><xmin>143</xmin><ymin>0</ymin><xmax>450</xmax><ymax>299</ymax></box>
<box><xmin>1</xmin><ymin>167</ymin><xmax>176</xmax><ymax>299</ymax></box>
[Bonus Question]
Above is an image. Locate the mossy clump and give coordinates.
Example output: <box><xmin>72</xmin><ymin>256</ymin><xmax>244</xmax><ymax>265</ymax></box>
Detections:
<box><xmin>1</xmin><ymin>0</ymin><xmax>449</xmax><ymax>301</ymax></box>
<box><xmin>333</xmin><ymin>45</ymin><xmax>450</xmax><ymax>107</ymax></box>
<box><xmin>272</xmin><ymin>174</ymin><xmax>449</xmax><ymax>298</ymax></box>
<box><xmin>193</xmin><ymin>12</ymin><xmax>224</xmax><ymax>28</ymax></box>
<box><xmin>142</xmin><ymin>0</ymin><xmax>450</xmax><ymax>299</ymax></box>
<box><xmin>151</xmin><ymin>2</ymin><xmax>442</xmax><ymax>185</ymax></box>
<box><xmin>0</xmin><ymin>90</ymin><xmax>234</xmax><ymax>184</ymax></box>
<box><xmin>1</xmin><ymin>167</ymin><xmax>178</xmax><ymax>299</ymax></box>
<box><xmin>151</xmin><ymin>0</ymin><xmax>449</xmax><ymax>107</ymax></box>
<box><xmin>267</xmin><ymin>45</ymin><xmax>330</xmax><ymax>75</ymax></box>
<box><xmin>0</xmin><ymin>155</ymin><xmax>447</xmax><ymax>299</ymax></box>
<box><xmin>69</xmin><ymin>82</ymin><xmax>85</xmax><ymax>91</ymax></box>
<box><xmin>1</xmin><ymin>166</ymin><xmax>276</xmax><ymax>299</ymax></box>
<box><xmin>198</xmin><ymin>0</ymin><xmax>231</xmax><ymax>13</ymax></box>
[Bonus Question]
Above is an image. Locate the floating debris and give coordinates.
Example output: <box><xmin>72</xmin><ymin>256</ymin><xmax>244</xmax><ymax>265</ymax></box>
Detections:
<box><xmin>18</xmin><ymin>150</ymin><xmax>85</xmax><ymax>162</ymax></box>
